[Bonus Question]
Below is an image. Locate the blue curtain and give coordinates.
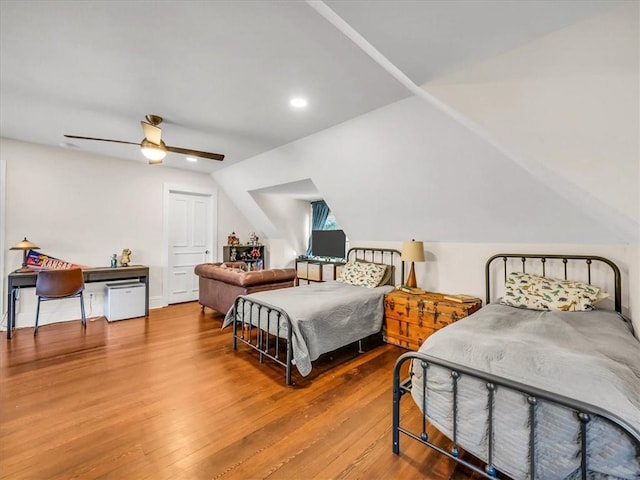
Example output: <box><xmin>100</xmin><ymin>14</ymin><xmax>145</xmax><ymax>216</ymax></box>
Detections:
<box><xmin>306</xmin><ymin>200</ymin><xmax>330</xmax><ymax>256</ymax></box>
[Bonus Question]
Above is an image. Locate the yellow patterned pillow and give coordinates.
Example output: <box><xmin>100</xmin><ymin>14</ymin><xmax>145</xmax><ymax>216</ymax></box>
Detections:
<box><xmin>500</xmin><ymin>272</ymin><xmax>602</xmax><ymax>312</ymax></box>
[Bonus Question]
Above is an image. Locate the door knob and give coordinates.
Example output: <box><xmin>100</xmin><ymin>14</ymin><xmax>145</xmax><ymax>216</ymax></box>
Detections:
<box><xmin>205</xmin><ymin>250</ymin><xmax>210</xmax><ymax>254</ymax></box>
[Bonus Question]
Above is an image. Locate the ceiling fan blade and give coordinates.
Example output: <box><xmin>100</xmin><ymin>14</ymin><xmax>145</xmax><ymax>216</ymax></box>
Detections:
<box><xmin>64</xmin><ymin>135</ymin><xmax>139</xmax><ymax>146</ymax></box>
<box><xmin>140</xmin><ymin>121</ymin><xmax>162</xmax><ymax>144</ymax></box>
<box><xmin>166</xmin><ymin>145</ymin><xmax>225</xmax><ymax>161</ymax></box>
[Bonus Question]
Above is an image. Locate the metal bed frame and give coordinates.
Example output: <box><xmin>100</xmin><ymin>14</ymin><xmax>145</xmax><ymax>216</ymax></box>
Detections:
<box><xmin>392</xmin><ymin>253</ymin><xmax>640</xmax><ymax>479</ymax></box>
<box><xmin>230</xmin><ymin>247</ymin><xmax>404</xmax><ymax>385</ymax></box>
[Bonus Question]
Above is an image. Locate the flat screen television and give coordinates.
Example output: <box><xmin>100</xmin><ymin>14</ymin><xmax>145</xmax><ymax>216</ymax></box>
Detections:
<box><xmin>311</xmin><ymin>229</ymin><xmax>346</xmax><ymax>259</ymax></box>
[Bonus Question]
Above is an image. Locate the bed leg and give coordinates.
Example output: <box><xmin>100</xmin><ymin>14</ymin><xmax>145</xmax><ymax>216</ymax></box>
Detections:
<box><xmin>392</xmin><ymin>357</ymin><xmax>402</xmax><ymax>454</ymax></box>
<box><xmin>286</xmin><ymin>334</ymin><xmax>293</xmax><ymax>385</ymax></box>
<box><xmin>358</xmin><ymin>339</ymin><xmax>364</xmax><ymax>354</ymax></box>
<box><xmin>231</xmin><ymin>304</ymin><xmax>238</xmax><ymax>350</ymax></box>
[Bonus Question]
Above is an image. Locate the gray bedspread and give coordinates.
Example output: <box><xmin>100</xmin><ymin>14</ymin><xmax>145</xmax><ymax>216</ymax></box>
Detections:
<box><xmin>223</xmin><ymin>281</ymin><xmax>394</xmax><ymax>376</ymax></box>
<box><xmin>411</xmin><ymin>303</ymin><xmax>640</xmax><ymax>480</ymax></box>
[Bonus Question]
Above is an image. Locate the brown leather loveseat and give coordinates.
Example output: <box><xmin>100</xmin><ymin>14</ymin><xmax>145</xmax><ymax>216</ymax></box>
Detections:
<box><xmin>194</xmin><ymin>262</ymin><xmax>296</xmax><ymax>314</ymax></box>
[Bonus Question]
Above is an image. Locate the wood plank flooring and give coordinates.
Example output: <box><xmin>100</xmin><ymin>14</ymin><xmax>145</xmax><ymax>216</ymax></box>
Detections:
<box><xmin>1</xmin><ymin>302</ymin><xmax>484</xmax><ymax>480</ymax></box>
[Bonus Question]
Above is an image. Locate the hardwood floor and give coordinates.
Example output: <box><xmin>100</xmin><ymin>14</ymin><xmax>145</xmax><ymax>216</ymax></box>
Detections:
<box><xmin>1</xmin><ymin>302</ymin><xmax>482</xmax><ymax>480</ymax></box>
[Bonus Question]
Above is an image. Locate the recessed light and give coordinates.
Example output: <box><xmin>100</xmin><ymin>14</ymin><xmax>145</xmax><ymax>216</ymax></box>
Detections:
<box><xmin>289</xmin><ymin>97</ymin><xmax>308</xmax><ymax>109</ymax></box>
<box><xmin>186</xmin><ymin>157</ymin><xmax>198</xmax><ymax>163</ymax></box>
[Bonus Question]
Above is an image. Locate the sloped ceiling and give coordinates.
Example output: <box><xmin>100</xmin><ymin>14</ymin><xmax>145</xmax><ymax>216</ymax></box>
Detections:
<box><xmin>0</xmin><ymin>0</ymin><xmax>616</xmax><ymax>171</ymax></box>
<box><xmin>213</xmin><ymin>1</ymin><xmax>638</xmax><ymax>245</ymax></box>
<box><xmin>424</xmin><ymin>2</ymin><xmax>639</xmax><ymax>226</ymax></box>
<box><xmin>1</xmin><ymin>0</ymin><xmax>636</xmax><ymax>244</ymax></box>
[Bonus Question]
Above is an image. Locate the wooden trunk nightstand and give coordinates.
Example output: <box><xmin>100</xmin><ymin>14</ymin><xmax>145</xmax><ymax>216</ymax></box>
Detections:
<box><xmin>383</xmin><ymin>290</ymin><xmax>482</xmax><ymax>351</ymax></box>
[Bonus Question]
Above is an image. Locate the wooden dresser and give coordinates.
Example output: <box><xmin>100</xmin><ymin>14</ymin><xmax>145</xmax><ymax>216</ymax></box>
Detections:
<box><xmin>383</xmin><ymin>290</ymin><xmax>482</xmax><ymax>351</ymax></box>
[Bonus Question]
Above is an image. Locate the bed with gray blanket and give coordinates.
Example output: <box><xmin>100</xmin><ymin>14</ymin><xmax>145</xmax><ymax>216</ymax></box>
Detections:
<box><xmin>392</xmin><ymin>254</ymin><xmax>640</xmax><ymax>480</ymax></box>
<box><xmin>224</xmin><ymin>247</ymin><xmax>402</xmax><ymax>385</ymax></box>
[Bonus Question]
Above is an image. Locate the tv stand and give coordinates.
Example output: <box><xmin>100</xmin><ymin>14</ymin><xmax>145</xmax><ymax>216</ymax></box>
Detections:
<box><xmin>295</xmin><ymin>258</ymin><xmax>345</xmax><ymax>285</ymax></box>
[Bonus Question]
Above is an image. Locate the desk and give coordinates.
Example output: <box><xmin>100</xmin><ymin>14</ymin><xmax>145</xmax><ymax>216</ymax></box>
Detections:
<box><xmin>6</xmin><ymin>265</ymin><xmax>149</xmax><ymax>339</ymax></box>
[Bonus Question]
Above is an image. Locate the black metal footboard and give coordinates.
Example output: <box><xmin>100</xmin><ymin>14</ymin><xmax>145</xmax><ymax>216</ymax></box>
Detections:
<box><xmin>392</xmin><ymin>351</ymin><xmax>640</xmax><ymax>479</ymax></box>
<box><xmin>231</xmin><ymin>296</ymin><xmax>295</xmax><ymax>385</ymax></box>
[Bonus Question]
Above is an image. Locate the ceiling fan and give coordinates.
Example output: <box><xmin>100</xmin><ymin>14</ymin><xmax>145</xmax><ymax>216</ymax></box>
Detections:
<box><xmin>64</xmin><ymin>114</ymin><xmax>224</xmax><ymax>164</ymax></box>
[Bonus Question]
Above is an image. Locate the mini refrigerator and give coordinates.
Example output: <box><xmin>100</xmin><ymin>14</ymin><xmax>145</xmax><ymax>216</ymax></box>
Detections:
<box><xmin>104</xmin><ymin>282</ymin><xmax>145</xmax><ymax>321</ymax></box>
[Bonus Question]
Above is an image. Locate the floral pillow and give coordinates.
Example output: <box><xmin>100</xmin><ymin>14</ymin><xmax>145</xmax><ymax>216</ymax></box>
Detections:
<box><xmin>337</xmin><ymin>261</ymin><xmax>388</xmax><ymax>288</ymax></box>
<box><xmin>500</xmin><ymin>272</ymin><xmax>603</xmax><ymax>312</ymax></box>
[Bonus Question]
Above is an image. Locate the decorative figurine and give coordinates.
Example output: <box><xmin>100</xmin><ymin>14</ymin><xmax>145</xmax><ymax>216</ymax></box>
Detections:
<box><xmin>110</xmin><ymin>254</ymin><xmax>117</xmax><ymax>268</ymax></box>
<box><xmin>227</xmin><ymin>232</ymin><xmax>240</xmax><ymax>246</ymax></box>
<box><xmin>230</xmin><ymin>247</ymin><xmax>237</xmax><ymax>261</ymax></box>
<box><xmin>121</xmin><ymin>248</ymin><xmax>131</xmax><ymax>267</ymax></box>
<box><xmin>250</xmin><ymin>247</ymin><xmax>261</xmax><ymax>259</ymax></box>
<box><xmin>249</xmin><ymin>231</ymin><xmax>259</xmax><ymax>245</ymax></box>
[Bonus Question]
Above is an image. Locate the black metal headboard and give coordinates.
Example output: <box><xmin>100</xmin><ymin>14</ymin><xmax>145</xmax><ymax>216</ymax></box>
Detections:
<box><xmin>485</xmin><ymin>253</ymin><xmax>622</xmax><ymax>314</ymax></box>
<box><xmin>347</xmin><ymin>247</ymin><xmax>404</xmax><ymax>286</ymax></box>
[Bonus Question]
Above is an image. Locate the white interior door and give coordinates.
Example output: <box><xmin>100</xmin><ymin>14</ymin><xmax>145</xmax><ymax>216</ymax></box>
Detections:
<box><xmin>168</xmin><ymin>191</ymin><xmax>213</xmax><ymax>304</ymax></box>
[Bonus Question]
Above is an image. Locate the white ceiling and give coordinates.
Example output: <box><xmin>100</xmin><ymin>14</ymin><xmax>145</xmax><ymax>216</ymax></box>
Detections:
<box><xmin>0</xmin><ymin>0</ymin><xmax>617</xmax><ymax>174</ymax></box>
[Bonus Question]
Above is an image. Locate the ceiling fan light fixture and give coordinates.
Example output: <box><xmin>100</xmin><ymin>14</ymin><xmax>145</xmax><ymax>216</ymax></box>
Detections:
<box><xmin>141</xmin><ymin>138</ymin><xmax>167</xmax><ymax>162</ymax></box>
<box><xmin>65</xmin><ymin>114</ymin><xmax>224</xmax><ymax>163</ymax></box>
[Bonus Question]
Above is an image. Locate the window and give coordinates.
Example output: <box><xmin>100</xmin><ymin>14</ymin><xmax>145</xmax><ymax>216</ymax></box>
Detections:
<box><xmin>322</xmin><ymin>213</ymin><xmax>338</xmax><ymax>230</ymax></box>
<box><xmin>307</xmin><ymin>200</ymin><xmax>342</xmax><ymax>256</ymax></box>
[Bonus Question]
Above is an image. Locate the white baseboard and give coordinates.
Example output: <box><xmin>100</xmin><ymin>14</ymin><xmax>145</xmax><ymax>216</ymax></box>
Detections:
<box><xmin>1</xmin><ymin>293</ymin><xmax>168</xmax><ymax>332</ymax></box>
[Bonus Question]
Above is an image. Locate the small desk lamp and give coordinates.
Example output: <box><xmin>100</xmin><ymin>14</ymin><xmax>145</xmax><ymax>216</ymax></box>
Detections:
<box><xmin>401</xmin><ymin>239</ymin><xmax>425</xmax><ymax>288</ymax></box>
<box><xmin>10</xmin><ymin>237</ymin><xmax>39</xmax><ymax>272</ymax></box>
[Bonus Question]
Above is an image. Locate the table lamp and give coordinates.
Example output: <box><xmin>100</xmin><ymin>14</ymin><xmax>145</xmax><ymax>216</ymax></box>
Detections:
<box><xmin>10</xmin><ymin>237</ymin><xmax>39</xmax><ymax>272</ymax></box>
<box><xmin>401</xmin><ymin>239</ymin><xmax>425</xmax><ymax>288</ymax></box>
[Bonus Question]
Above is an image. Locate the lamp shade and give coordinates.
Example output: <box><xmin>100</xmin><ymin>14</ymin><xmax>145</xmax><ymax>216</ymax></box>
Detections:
<box><xmin>401</xmin><ymin>240</ymin><xmax>425</xmax><ymax>263</ymax></box>
<box><xmin>10</xmin><ymin>237</ymin><xmax>39</xmax><ymax>251</ymax></box>
<box><xmin>10</xmin><ymin>237</ymin><xmax>39</xmax><ymax>272</ymax></box>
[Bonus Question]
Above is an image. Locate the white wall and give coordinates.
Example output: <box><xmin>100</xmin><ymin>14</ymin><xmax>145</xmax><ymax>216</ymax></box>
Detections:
<box><xmin>216</xmin><ymin>188</ymin><xmax>255</xmax><ymax>262</ymax></box>
<box><xmin>215</xmin><ymin>94</ymin><xmax>634</xmax><ymax>244</ymax></box>
<box><xmin>250</xmin><ymin>193</ymin><xmax>309</xmax><ymax>259</ymax></box>
<box><xmin>1</xmin><ymin>138</ymin><xmax>254</xmax><ymax>329</ymax></box>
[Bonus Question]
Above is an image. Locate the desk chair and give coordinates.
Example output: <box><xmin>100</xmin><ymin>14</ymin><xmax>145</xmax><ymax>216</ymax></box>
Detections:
<box><xmin>35</xmin><ymin>268</ymin><xmax>86</xmax><ymax>335</ymax></box>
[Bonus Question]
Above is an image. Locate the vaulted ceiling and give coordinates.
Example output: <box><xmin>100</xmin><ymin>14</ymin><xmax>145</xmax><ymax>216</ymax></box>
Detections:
<box><xmin>0</xmin><ymin>0</ymin><xmax>618</xmax><ymax>173</ymax></box>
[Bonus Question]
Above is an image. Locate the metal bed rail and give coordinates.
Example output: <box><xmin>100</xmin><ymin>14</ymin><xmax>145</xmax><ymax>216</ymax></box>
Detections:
<box><xmin>231</xmin><ymin>296</ymin><xmax>295</xmax><ymax>385</ymax></box>
<box><xmin>392</xmin><ymin>351</ymin><xmax>640</xmax><ymax>480</ymax></box>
